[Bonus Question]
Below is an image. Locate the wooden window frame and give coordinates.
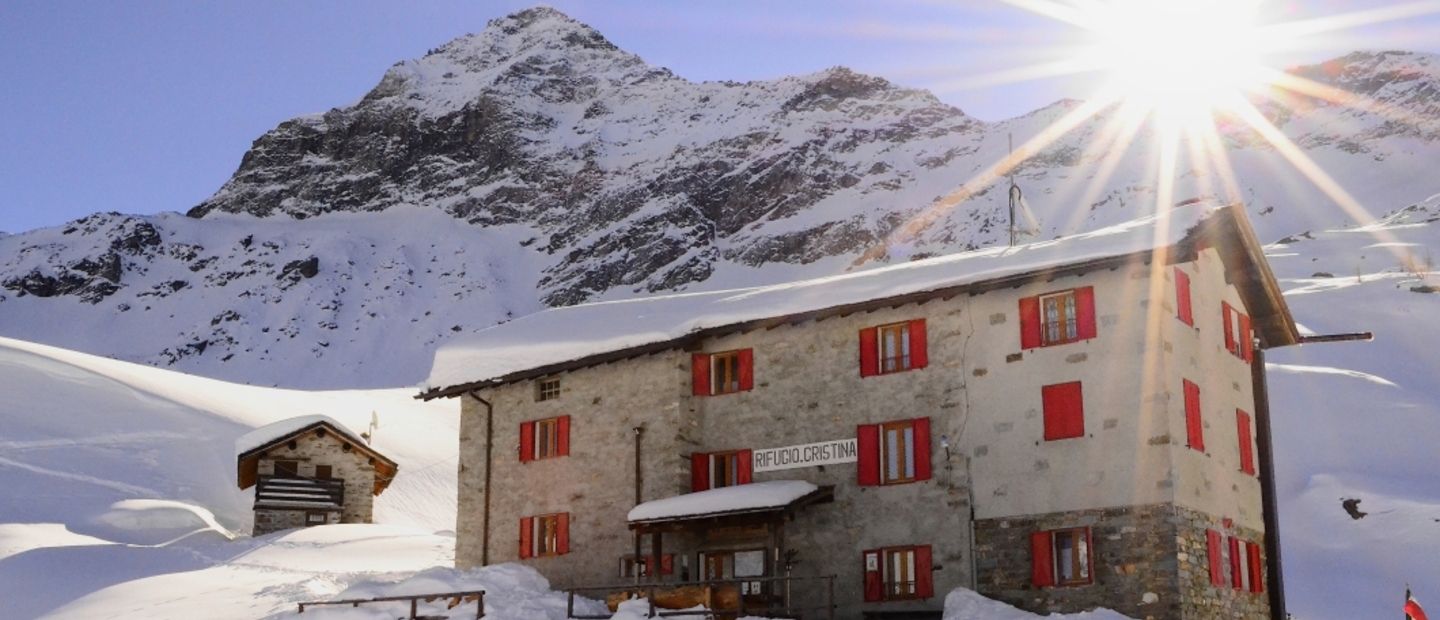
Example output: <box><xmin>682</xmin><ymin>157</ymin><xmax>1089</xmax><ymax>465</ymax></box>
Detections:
<box><xmin>711</xmin><ymin>451</ymin><xmax>742</xmax><ymax>489</ymax></box>
<box><xmin>1040</xmin><ymin>290</ymin><xmax>1081</xmax><ymax>346</ymax></box>
<box><xmin>883</xmin><ymin>546</ymin><xmax>919</xmax><ymax>600</ymax></box>
<box><xmin>879</xmin><ymin>420</ymin><xmax>918</xmax><ymax>485</ymax></box>
<box><xmin>314</xmin><ymin>465</ymin><xmax>333</xmax><ymax>480</ymax></box>
<box><xmin>535</xmin><ymin>417</ymin><xmax>560</xmax><ymax>460</ymax></box>
<box><xmin>305</xmin><ymin>511</ymin><xmax>328</xmax><ymax>526</ymax></box>
<box><xmin>537</xmin><ymin>378</ymin><xmax>561</xmax><ymax>402</ymax></box>
<box><xmin>1050</xmin><ymin>527</ymin><xmax>1093</xmax><ymax>586</ymax></box>
<box><xmin>876</xmin><ymin>322</ymin><xmax>912</xmax><ymax>374</ymax></box>
<box><xmin>711</xmin><ymin>351</ymin><xmax>742</xmax><ymax>395</ymax></box>
<box><xmin>273</xmin><ymin>460</ymin><xmax>299</xmax><ymax>479</ymax></box>
<box><xmin>533</xmin><ymin>513</ymin><xmax>562</xmax><ymax>557</ymax></box>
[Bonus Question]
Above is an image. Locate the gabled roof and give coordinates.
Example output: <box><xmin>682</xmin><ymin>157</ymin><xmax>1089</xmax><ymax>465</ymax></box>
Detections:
<box><xmin>419</xmin><ymin>202</ymin><xmax>1299</xmax><ymax>400</ymax></box>
<box><xmin>235</xmin><ymin>416</ymin><xmax>399</xmax><ymax>496</ymax></box>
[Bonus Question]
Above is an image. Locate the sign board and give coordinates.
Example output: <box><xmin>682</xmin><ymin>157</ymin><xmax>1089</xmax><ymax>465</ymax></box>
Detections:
<box><xmin>752</xmin><ymin>438</ymin><xmax>857</xmax><ymax>473</ymax></box>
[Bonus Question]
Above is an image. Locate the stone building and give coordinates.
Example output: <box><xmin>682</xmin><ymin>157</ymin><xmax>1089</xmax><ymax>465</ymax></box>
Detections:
<box><xmin>418</xmin><ymin>203</ymin><xmax>1298</xmax><ymax>620</ymax></box>
<box><xmin>236</xmin><ymin>415</ymin><xmax>399</xmax><ymax>535</ymax></box>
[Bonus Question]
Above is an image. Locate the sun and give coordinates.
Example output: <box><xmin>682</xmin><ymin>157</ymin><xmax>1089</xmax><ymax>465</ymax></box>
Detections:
<box><xmin>1083</xmin><ymin>0</ymin><xmax>1267</xmax><ymax>114</ymax></box>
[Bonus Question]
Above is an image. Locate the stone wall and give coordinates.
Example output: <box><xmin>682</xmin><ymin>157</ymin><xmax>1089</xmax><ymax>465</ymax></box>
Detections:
<box><xmin>253</xmin><ymin>427</ymin><xmax>379</xmax><ymax>532</ymax></box>
<box><xmin>974</xmin><ymin>504</ymin><xmax>1180</xmax><ymax>620</ymax></box>
<box><xmin>254</xmin><ymin>507</ymin><xmax>341</xmax><ymax>535</ymax></box>
<box><xmin>1174</xmin><ymin>505</ymin><xmax>1269</xmax><ymax>620</ymax></box>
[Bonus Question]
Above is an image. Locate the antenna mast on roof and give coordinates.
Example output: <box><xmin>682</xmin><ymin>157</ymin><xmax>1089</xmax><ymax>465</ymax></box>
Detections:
<box><xmin>1007</xmin><ymin>133</ymin><xmax>1040</xmax><ymax>247</ymax></box>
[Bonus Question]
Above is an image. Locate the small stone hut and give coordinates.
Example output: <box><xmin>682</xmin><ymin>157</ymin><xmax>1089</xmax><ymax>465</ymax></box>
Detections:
<box><xmin>235</xmin><ymin>415</ymin><xmax>399</xmax><ymax>536</ymax></box>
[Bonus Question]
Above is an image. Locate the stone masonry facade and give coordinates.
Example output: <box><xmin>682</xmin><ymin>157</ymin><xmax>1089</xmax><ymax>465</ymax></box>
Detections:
<box><xmin>252</xmin><ymin>428</ymin><xmax>378</xmax><ymax>534</ymax></box>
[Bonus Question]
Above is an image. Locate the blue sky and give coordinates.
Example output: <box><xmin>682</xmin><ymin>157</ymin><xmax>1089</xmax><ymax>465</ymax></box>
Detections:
<box><xmin>2</xmin><ymin>0</ymin><xmax>1438</xmax><ymax>234</ymax></box>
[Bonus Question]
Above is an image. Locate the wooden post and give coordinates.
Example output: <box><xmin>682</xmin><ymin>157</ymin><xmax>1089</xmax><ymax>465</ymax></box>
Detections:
<box><xmin>409</xmin><ymin>597</ymin><xmax>418</xmax><ymax>619</ymax></box>
<box><xmin>651</xmin><ymin>531</ymin><xmax>663</xmax><ymax>584</ymax></box>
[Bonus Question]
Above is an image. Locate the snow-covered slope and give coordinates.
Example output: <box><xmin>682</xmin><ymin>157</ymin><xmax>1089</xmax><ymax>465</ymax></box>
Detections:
<box><xmin>2</xmin><ymin>8</ymin><xmax>1439</xmax><ymax>389</ymax></box>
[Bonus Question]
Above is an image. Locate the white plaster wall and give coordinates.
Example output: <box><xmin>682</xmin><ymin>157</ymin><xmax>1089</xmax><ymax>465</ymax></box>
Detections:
<box><xmin>1164</xmin><ymin>249</ymin><xmax>1265</xmax><ymax>531</ymax></box>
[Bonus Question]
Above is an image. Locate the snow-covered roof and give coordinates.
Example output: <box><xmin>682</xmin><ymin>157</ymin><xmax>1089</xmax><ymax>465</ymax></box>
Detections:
<box><xmin>422</xmin><ymin>203</ymin><xmax>1227</xmax><ymax>398</ymax></box>
<box><xmin>235</xmin><ymin>415</ymin><xmax>368</xmax><ymax>457</ymax></box>
<box><xmin>628</xmin><ymin>480</ymin><xmax>822</xmax><ymax>523</ymax></box>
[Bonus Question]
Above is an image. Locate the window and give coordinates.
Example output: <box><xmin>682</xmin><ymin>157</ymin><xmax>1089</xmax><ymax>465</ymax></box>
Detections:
<box><xmin>1030</xmin><ymin>527</ymin><xmax>1092</xmax><ymax>587</ymax></box>
<box><xmin>702</xmin><ymin>550</ymin><xmax>767</xmax><ymax>594</ymax></box>
<box><xmin>690</xmin><ymin>449</ymin><xmax>753</xmax><ymax>492</ymax></box>
<box><xmin>1222</xmin><ymin>302</ymin><xmax>1253</xmax><ymax>362</ymax></box>
<box><xmin>619</xmin><ymin>554</ymin><xmax>673</xmax><ymax>578</ymax></box>
<box><xmin>537</xmin><ymin>378</ymin><xmax>561</xmax><ymax>401</ymax></box>
<box><xmin>862</xmin><ymin>545</ymin><xmax>934</xmax><ymax>602</ymax></box>
<box><xmin>691</xmin><ymin>349</ymin><xmax>754</xmax><ymax>396</ymax></box>
<box><xmin>273</xmin><ymin>460</ymin><xmax>298</xmax><ymax>478</ymax></box>
<box><xmin>1042</xmin><ymin>382</ymin><xmax>1085</xmax><ymax>441</ymax></box>
<box><xmin>1227</xmin><ymin>537</ymin><xmax>1262</xmax><ymax>592</ymax></box>
<box><xmin>1184</xmin><ymin>380</ymin><xmax>1204</xmax><ymax>452</ymax></box>
<box><xmin>856</xmin><ymin>418</ymin><xmax>932</xmax><ymax>486</ymax></box>
<box><xmin>859</xmin><ymin>320</ymin><xmax>928</xmax><ymax>377</ymax></box>
<box><xmin>1176</xmin><ymin>268</ymin><xmax>1194</xmax><ymax>326</ymax></box>
<box><xmin>305</xmin><ymin>511</ymin><xmax>327</xmax><ymax>526</ymax></box>
<box><xmin>519</xmin><ymin>513</ymin><xmax>569</xmax><ymax>558</ymax></box>
<box><xmin>519</xmin><ymin>416</ymin><xmax>570</xmax><ymax>462</ymax></box>
<box><xmin>1019</xmin><ymin>287</ymin><xmax>1097</xmax><ymax>349</ymax></box>
<box><xmin>1236</xmin><ymin>410</ymin><xmax>1256</xmax><ymax>475</ymax></box>
<box><xmin>314</xmin><ymin>465</ymin><xmax>333</xmax><ymax>480</ymax></box>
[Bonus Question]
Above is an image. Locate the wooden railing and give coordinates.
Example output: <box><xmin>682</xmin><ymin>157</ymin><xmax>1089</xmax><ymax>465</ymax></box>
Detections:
<box><xmin>256</xmin><ymin>475</ymin><xmax>345</xmax><ymax>507</ymax></box>
<box><xmin>296</xmin><ymin>590</ymin><xmax>484</xmax><ymax>619</ymax></box>
<box><xmin>564</xmin><ymin>574</ymin><xmax>836</xmax><ymax>619</ymax></box>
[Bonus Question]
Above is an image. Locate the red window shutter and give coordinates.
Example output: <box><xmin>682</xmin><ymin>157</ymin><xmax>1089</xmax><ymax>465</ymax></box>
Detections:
<box><xmin>1019</xmin><ymin>296</ymin><xmax>1042</xmax><ymax>349</ymax></box>
<box><xmin>856</xmin><ymin>424</ymin><xmax>881</xmax><ymax>486</ymax></box>
<box><xmin>661</xmin><ymin>553</ymin><xmax>674</xmax><ymax>575</ymax></box>
<box><xmin>556</xmin><ymin>513</ymin><xmax>570</xmax><ymax>555</ymax></box>
<box><xmin>1229</xmin><ymin>536</ymin><xmax>1243</xmax><ymax>590</ymax></box>
<box><xmin>1222</xmin><ymin>302</ymin><xmax>1236</xmax><ymax>353</ymax></box>
<box><xmin>519</xmin><ymin>517</ymin><xmax>534</xmax><ymax>559</ymax></box>
<box><xmin>908</xmin><ymin>319</ymin><xmax>928</xmax><ymax>369</ymax></box>
<box><xmin>556</xmin><ymin>415</ymin><xmax>571</xmax><ymax>457</ymax></box>
<box><xmin>519</xmin><ymin>421</ymin><xmax>536</xmax><ymax>462</ymax></box>
<box><xmin>1075</xmin><ymin>286</ymin><xmax>1097</xmax><ymax>340</ymax></box>
<box><xmin>1184</xmin><ymin>380</ymin><xmax>1204</xmax><ymax>452</ymax></box>
<box><xmin>738</xmin><ymin>348</ymin><xmax>754</xmax><ymax>391</ymax></box>
<box><xmin>915</xmin><ymin>545</ymin><xmax>934</xmax><ymax>598</ymax></box>
<box><xmin>1207</xmin><ymin>529</ymin><xmax>1225</xmax><ymax>586</ymax></box>
<box><xmin>859</xmin><ymin>327</ymin><xmax>879</xmax><ymax>377</ymax></box>
<box><xmin>1042</xmin><ymin>382</ymin><xmax>1085</xmax><ymax>441</ymax></box>
<box><xmin>1240</xmin><ymin>314</ymin><xmax>1254</xmax><ymax>362</ymax></box>
<box><xmin>1237</xmin><ymin>410</ymin><xmax>1255</xmax><ymax>475</ymax></box>
<box><xmin>1247</xmin><ymin>542</ymin><xmax>1263</xmax><ymax>593</ymax></box>
<box><xmin>737</xmin><ymin>449</ymin><xmax>753</xmax><ymax>484</ymax></box>
<box><xmin>912</xmin><ymin>417</ymin><xmax>932</xmax><ymax>481</ymax></box>
<box><xmin>863</xmin><ymin>550</ymin><xmax>883</xmax><ymax>602</ymax></box>
<box><xmin>1031</xmin><ymin>531</ymin><xmax>1055</xmax><ymax>587</ymax></box>
<box><xmin>691</xmin><ymin>452</ymin><xmax>710</xmax><ymax>492</ymax></box>
<box><xmin>691</xmin><ymin>353</ymin><xmax>711</xmax><ymax>396</ymax></box>
<box><xmin>1176</xmin><ymin>268</ymin><xmax>1194</xmax><ymax>326</ymax></box>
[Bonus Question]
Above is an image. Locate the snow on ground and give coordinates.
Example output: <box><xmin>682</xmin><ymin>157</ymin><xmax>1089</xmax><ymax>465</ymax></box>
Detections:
<box><xmin>1261</xmin><ymin>200</ymin><xmax>1440</xmax><ymax>620</ymax></box>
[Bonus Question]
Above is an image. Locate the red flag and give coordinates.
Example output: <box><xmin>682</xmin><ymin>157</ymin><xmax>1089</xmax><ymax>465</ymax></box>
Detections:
<box><xmin>1407</xmin><ymin>593</ymin><xmax>1429</xmax><ymax>620</ymax></box>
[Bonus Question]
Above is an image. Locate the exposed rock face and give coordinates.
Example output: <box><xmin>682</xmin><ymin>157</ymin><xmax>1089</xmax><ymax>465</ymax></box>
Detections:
<box><xmin>3</xmin><ymin>7</ymin><xmax>1440</xmax><ymax>388</ymax></box>
<box><xmin>187</xmin><ymin>7</ymin><xmax>984</xmax><ymax>305</ymax></box>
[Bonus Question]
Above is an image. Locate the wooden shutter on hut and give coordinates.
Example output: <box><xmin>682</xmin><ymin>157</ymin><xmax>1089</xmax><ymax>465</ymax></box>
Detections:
<box><xmin>737</xmin><ymin>449</ymin><xmax>754</xmax><ymax>484</ymax></box>
<box><xmin>1176</xmin><ymin>268</ymin><xmax>1194</xmax><ymax>325</ymax></box>
<box><xmin>1222</xmin><ymin>302</ymin><xmax>1236</xmax><ymax>353</ymax></box>
<box><xmin>856</xmin><ymin>424</ymin><xmax>881</xmax><ymax>486</ymax></box>
<box><xmin>556</xmin><ymin>415</ymin><xmax>570</xmax><ymax>457</ymax></box>
<box><xmin>859</xmin><ymin>327</ymin><xmax>879</xmax><ymax>377</ymax></box>
<box><xmin>1207</xmin><ymin>529</ymin><xmax>1225</xmax><ymax>586</ymax></box>
<box><xmin>1019</xmin><ymin>296</ymin><xmax>1042</xmax><ymax>349</ymax></box>
<box><xmin>691</xmin><ymin>453</ymin><xmax>710</xmax><ymax>492</ymax></box>
<box><xmin>519</xmin><ymin>517</ymin><xmax>534</xmax><ymax>559</ymax></box>
<box><xmin>908</xmin><ymin>319</ymin><xmax>928</xmax><ymax>369</ymax></box>
<box><xmin>913</xmin><ymin>417</ymin><xmax>932</xmax><ymax>481</ymax></box>
<box><xmin>1229</xmin><ymin>536</ymin><xmax>1243</xmax><ymax>589</ymax></box>
<box><xmin>660</xmin><ymin>554</ymin><xmax>674</xmax><ymax>575</ymax></box>
<box><xmin>519</xmin><ymin>421</ymin><xmax>536</xmax><ymax>462</ymax></box>
<box><xmin>1184</xmin><ymin>380</ymin><xmax>1204</xmax><ymax>452</ymax></box>
<box><xmin>738</xmin><ymin>349</ymin><xmax>754</xmax><ymax>391</ymax></box>
<box><xmin>1075</xmin><ymin>286</ymin><xmax>1097</xmax><ymax>340</ymax></box>
<box><xmin>1030</xmin><ymin>531</ymin><xmax>1055</xmax><ymax>587</ymax></box>
<box><xmin>1239</xmin><ymin>314</ymin><xmax>1254</xmax><ymax>362</ymax></box>
<box><xmin>1237</xmin><ymin>410</ymin><xmax>1256</xmax><ymax>475</ymax></box>
<box><xmin>915</xmin><ymin>545</ymin><xmax>935</xmax><ymax>598</ymax></box>
<box><xmin>692</xmin><ymin>353</ymin><xmax>711</xmax><ymax>396</ymax></box>
<box><xmin>1246</xmin><ymin>542</ymin><xmax>1263</xmax><ymax>592</ymax></box>
<box><xmin>556</xmin><ymin>513</ymin><xmax>570</xmax><ymax>555</ymax></box>
<box><xmin>1042</xmin><ymin>382</ymin><xmax>1086</xmax><ymax>441</ymax></box>
<box><xmin>863</xmin><ymin>550</ymin><xmax>883</xmax><ymax>602</ymax></box>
